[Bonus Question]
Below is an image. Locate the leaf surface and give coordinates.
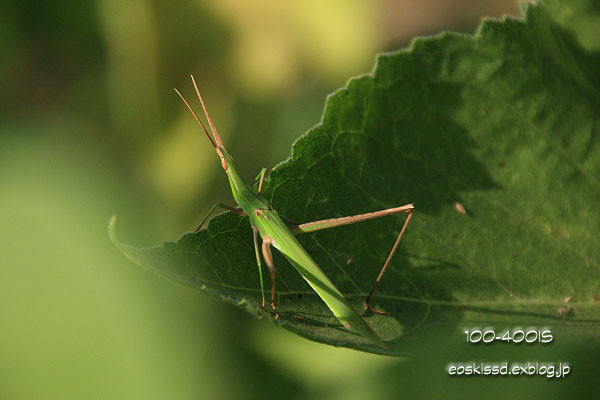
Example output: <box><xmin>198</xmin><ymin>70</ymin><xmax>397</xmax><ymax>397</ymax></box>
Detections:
<box><xmin>110</xmin><ymin>4</ymin><xmax>600</xmax><ymax>356</ymax></box>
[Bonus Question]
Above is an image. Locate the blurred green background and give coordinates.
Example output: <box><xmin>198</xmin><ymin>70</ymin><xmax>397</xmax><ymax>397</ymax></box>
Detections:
<box><xmin>4</xmin><ymin>1</ymin><xmax>599</xmax><ymax>398</ymax></box>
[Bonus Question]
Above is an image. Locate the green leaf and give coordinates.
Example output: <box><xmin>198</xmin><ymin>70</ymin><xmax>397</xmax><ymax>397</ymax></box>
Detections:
<box><xmin>110</xmin><ymin>3</ymin><xmax>600</xmax><ymax>356</ymax></box>
<box><xmin>544</xmin><ymin>0</ymin><xmax>600</xmax><ymax>52</ymax></box>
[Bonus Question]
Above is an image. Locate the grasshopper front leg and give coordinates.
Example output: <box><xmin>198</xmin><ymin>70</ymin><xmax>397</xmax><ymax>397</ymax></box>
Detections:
<box><xmin>195</xmin><ymin>202</ymin><xmax>247</xmax><ymax>232</ymax></box>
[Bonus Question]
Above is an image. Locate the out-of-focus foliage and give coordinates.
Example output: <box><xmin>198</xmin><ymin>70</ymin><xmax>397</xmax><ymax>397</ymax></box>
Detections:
<box><xmin>203</xmin><ymin>0</ymin><xmax>379</xmax><ymax>96</ymax></box>
<box><xmin>4</xmin><ymin>0</ymin><xmax>600</xmax><ymax>398</ymax></box>
<box><xmin>544</xmin><ymin>0</ymin><xmax>600</xmax><ymax>51</ymax></box>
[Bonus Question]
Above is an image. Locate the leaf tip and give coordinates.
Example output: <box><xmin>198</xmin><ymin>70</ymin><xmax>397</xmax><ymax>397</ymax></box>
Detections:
<box><xmin>107</xmin><ymin>214</ymin><xmax>118</xmax><ymax>242</ymax></box>
<box><xmin>107</xmin><ymin>215</ymin><xmax>146</xmax><ymax>267</ymax></box>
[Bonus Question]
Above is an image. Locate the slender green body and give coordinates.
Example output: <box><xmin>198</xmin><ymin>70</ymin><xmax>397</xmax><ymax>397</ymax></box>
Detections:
<box><xmin>175</xmin><ymin>77</ymin><xmax>386</xmax><ymax>348</ymax></box>
<box><xmin>224</xmin><ymin>149</ymin><xmax>384</xmax><ymax>347</ymax></box>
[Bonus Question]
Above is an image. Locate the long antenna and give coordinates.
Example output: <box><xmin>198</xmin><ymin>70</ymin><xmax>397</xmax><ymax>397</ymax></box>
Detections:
<box><xmin>190</xmin><ymin>75</ymin><xmax>224</xmax><ymax>148</ymax></box>
<box><xmin>173</xmin><ymin>87</ymin><xmax>217</xmax><ymax>150</ymax></box>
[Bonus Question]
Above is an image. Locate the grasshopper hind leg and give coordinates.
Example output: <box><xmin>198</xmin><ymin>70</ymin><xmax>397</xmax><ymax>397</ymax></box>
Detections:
<box><xmin>364</xmin><ymin>207</ymin><xmax>415</xmax><ymax>315</ymax></box>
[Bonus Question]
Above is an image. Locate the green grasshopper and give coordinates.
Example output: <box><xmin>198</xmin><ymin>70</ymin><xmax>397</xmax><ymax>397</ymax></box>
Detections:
<box><xmin>175</xmin><ymin>76</ymin><xmax>414</xmax><ymax>348</ymax></box>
